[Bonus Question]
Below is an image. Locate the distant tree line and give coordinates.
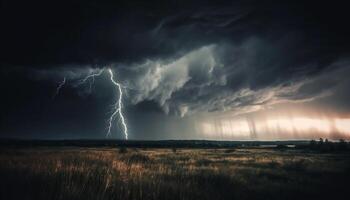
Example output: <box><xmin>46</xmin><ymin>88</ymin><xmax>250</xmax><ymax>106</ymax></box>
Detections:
<box><xmin>300</xmin><ymin>138</ymin><xmax>350</xmax><ymax>152</ymax></box>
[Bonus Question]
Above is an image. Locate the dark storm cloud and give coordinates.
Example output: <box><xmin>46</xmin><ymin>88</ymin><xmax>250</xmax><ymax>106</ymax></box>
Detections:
<box><xmin>1</xmin><ymin>0</ymin><xmax>227</xmax><ymax>66</ymax></box>
<box><xmin>2</xmin><ymin>0</ymin><xmax>349</xmax><ymax>66</ymax></box>
<box><xmin>1</xmin><ymin>0</ymin><xmax>350</xmax><ymax>118</ymax></box>
<box><xmin>303</xmin><ymin>62</ymin><xmax>350</xmax><ymax>116</ymax></box>
<box><xmin>117</xmin><ymin>41</ymin><xmax>350</xmax><ymax>117</ymax></box>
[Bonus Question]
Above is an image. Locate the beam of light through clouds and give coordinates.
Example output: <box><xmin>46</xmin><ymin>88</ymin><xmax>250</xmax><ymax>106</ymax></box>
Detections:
<box><xmin>199</xmin><ymin>116</ymin><xmax>350</xmax><ymax>140</ymax></box>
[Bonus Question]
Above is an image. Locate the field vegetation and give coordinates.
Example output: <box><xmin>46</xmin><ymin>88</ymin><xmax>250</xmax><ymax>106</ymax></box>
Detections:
<box><xmin>0</xmin><ymin>147</ymin><xmax>349</xmax><ymax>200</ymax></box>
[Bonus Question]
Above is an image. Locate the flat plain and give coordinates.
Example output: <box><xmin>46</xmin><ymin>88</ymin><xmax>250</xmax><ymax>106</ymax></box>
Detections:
<box><xmin>0</xmin><ymin>147</ymin><xmax>349</xmax><ymax>200</ymax></box>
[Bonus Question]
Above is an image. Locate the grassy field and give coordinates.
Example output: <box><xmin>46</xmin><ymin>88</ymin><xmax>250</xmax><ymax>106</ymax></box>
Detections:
<box><xmin>0</xmin><ymin>147</ymin><xmax>349</xmax><ymax>200</ymax></box>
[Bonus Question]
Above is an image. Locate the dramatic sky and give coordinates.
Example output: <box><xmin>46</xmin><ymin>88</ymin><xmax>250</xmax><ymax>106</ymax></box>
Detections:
<box><xmin>1</xmin><ymin>0</ymin><xmax>350</xmax><ymax>140</ymax></box>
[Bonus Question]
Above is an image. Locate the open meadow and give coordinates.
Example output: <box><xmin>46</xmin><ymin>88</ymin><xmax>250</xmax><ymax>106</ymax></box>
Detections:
<box><xmin>0</xmin><ymin>147</ymin><xmax>349</xmax><ymax>200</ymax></box>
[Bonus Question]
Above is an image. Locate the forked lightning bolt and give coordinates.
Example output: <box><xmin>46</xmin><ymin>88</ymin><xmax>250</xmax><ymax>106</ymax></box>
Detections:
<box><xmin>52</xmin><ymin>67</ymin><xmax>129</xmax><ymax>140</ymax></box>
<box><xmin>76</xmin><ymin>69</ymin><xmax>105</xmax><ymax>91</ymax></box>
<box><xmin>78</xmin><ymin>68</ymin><xmax>128</xmax><ymax>139</ymax></box>
<box><xmin>107</xmin><ymin>68</ymin><xmax>128</xmax><ymax>140</ymax></box>
<box><xmin>53</xmin><ymin>77</ymin><xmax>66</xmax><ymax>98</ymax></box>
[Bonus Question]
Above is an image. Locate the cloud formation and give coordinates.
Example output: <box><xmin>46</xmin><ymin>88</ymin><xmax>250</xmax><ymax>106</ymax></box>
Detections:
<box><xmin>2</xmin><ymin>0</ymin><xmax>350</xmax><ymax>139</ymax></box>
<box><xmin>115</xmin><ymin>40</ymin><xmax>349</xmax><ymax>117</ymax></box>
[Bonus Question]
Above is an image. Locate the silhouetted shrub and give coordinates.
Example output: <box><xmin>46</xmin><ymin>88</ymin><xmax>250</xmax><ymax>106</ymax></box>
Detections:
<box><xmin>119</xmin><ymin>146</ymin><xmax>127</xmax><ymax>153</ymax></box>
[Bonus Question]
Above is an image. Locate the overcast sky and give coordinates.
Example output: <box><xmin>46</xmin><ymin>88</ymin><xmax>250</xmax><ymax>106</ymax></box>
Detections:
<box><xmin>1</xmin><ymin>0</ymin><xmax>350</xmax><ymax>140</ymax></box>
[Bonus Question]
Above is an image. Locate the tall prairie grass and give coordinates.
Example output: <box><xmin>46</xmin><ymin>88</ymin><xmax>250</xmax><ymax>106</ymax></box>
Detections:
<box><xmin>0</xmin><ymin>148</ymin><xmax>349</xmax><ymax>200</ymax></box>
